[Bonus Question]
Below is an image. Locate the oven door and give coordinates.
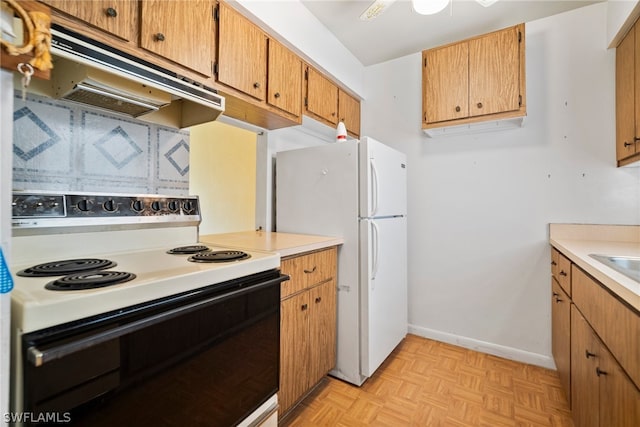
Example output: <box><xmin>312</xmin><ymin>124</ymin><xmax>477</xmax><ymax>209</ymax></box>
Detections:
<box><xmin>20</xmin><ymin>270</ymin><xmax>286</xmax><ymax>427</ymax></box>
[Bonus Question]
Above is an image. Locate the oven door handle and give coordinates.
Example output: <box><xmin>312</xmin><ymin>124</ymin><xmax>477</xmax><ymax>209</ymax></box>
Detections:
<box><xmin>27</xmin><ymin>274</ymin><xmax>289</xmax><ymax>367</ymax></box>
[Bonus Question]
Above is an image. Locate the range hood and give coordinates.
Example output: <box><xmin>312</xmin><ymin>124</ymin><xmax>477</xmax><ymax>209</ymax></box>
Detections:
<box><xmin>45</xmin><ymin>24</ymin><xmax>224</xmax><ymax>128</ymax></box>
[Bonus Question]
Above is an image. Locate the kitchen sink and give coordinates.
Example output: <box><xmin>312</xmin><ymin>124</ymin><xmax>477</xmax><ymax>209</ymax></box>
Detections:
<box><xmin>589</xmin><ymin>254</ymin><xmax>640</xmax><ymax>283</ymax></box>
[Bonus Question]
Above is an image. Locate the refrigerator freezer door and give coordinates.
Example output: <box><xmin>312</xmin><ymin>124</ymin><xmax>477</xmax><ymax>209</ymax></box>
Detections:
<box><xmin>359</xmin><ymin>216</ymin><xmax>408</xmax><ymax>378</ymax></box>
<box><xmin>276</xmin><ymin>142</ymin><xmax>364</xmax><ymax>385</ymax></box>
<box><xmin>359</xmin><ymin>137</ymin><xmax>407</xmax><ymax>218</ymax></box>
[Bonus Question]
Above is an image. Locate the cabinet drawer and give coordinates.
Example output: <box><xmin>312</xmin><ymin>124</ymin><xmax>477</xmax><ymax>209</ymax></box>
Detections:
<box><xmin>551</xmin><ymin>247</ymin><xmax>560</xmax><ymax>279</ymax></box>
<box><xmin>572</xmin><ymin>265</ymin><xmax>640</xmax><ymax>388</ymax></box>
<box><xmin>280</xmin><ymin>247</ymin><xmax>337</xmax><ymax>298</ymax></box>
<box><xmin>556</xmin><ymin>252</ymin><xmax>572</xmax><ymax>296</ymax></box>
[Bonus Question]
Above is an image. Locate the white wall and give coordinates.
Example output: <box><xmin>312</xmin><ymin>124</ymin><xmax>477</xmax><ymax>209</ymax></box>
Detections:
<box><xmin>363</xmin><ymin>2</ymin><xmax>640</xmax><ymax>366</ymax></box>
<box><xmin>607</xmin><ymin>0</ymin><xmax>640</xmax><ymax>47</ymax></box>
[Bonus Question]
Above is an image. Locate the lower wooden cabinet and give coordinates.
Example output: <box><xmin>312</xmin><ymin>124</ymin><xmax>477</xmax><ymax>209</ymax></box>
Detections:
<box><xmin>551</xmin><ymin>246</ymin><xmax>640</xmax><ymax>427</ymax></box>
<box><xmin>279</xmin><ymin>247</ymin><xmax>337</xmax><ymax>417</ymax></box>
<box><xmin>571</xmin><ymin>306</ymin><xmax>640</xmax><ymax>427</ymax></box>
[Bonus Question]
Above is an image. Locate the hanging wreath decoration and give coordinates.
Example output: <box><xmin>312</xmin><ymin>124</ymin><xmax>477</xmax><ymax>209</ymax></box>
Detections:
<box><xmin>0</xmin><ymin>0</ymin><xmax>52</xmax><ymax>71</ymax></box>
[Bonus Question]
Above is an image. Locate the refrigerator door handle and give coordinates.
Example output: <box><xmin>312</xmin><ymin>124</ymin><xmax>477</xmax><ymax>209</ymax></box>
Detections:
<box><xmin>371</xmin><ymin>220</ymin><xmax>380</xmax><ymax>284</ymax></box>
<box><xmin>370</xmin><ymin>158</ymin><xmax>379</xmax><ymax>217</ymax></box>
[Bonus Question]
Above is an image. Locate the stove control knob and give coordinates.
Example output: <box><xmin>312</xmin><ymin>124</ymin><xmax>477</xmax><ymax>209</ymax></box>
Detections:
<box><xmin>77</xmin><ymin>199</ymin><xmax>93</xmax><ymax>212</ymax></box>
<box><xmin>131</xmin><ymin>200</ymin><xmax>144</xmax><ymax>212</ymax></box>
<box><xmin>151</xmin><ymin>201</ymin><xmax>162</xmax><ymax>212</ymax></box>
<box><xmin>103</xmin><ymin>199</ymin><xmax>117</xmax><ymax>212</ymax></box>
<box><xmin>167</xmin><ymin>200</ymin><xmax>179</xmax><ymax>213</ymax></box>
<box><xmin>182</xmin><ymin>200</ymin><xmax>194</xmax><ymax>214</ymax></box>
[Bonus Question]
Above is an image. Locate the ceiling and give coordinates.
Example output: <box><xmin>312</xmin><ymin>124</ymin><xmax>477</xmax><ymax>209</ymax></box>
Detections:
<box><xmin>300</xmin><ymin>0</ymin><xmax>602</xmax><ymax>66</ymax></box>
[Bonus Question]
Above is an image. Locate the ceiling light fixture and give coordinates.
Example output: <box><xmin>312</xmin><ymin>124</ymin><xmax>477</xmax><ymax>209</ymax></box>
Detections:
<box><xmin>475</xmin><ymin>0</ymin><xmax>499</xmax><ymax>7</ymax></box>
<box><xmin>411</xmin><ymin>0</ymin><xmax>450</xmax><ymax>15</ymax></box>
<box><xmin>359</xmin><ymin>0</ymin><xmax>396</xmax><ymax>21</ymax></box>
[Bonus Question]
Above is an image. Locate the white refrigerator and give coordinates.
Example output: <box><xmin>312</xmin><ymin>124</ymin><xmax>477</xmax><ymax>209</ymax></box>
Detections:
<box><xmin>276</xmin><ymin>136</ymin><xmax>407</xmax><ymax>386</ymax></box>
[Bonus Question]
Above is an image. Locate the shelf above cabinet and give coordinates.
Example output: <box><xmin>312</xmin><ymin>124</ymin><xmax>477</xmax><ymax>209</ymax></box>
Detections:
<box><xmin>423</xmin><ymin>115</ymin><xmax>525</xmax><ymax>138</ymax></box>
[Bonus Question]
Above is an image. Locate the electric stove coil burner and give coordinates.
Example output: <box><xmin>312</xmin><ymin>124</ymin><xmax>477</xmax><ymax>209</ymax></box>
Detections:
<box><xmin>166</xmin><ymin>245</ymin><xmax>210</xmax><ymax>255</ymax></box>
<box><xmin>188</xmin><ymin>250</ymin><xmax>251</xmax><ymax>263</ymax></box>
<box><xmin>45</xmin><ymin>271</ymin><xmax>137</xmax><ymax>291</ymax></box>
<box><xmin>17</xmin><ymin>258</ymin><xmax>117</xmax><ymax>277</ymax></box>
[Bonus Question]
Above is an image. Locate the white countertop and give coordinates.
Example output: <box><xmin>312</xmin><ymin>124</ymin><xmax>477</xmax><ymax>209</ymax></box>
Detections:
<box><xmin>549</xmin><ymin>224</ymin><xmax>640</xmax><ymax>311</ymax></box>
<box><xmin>200</xmin><ymin>231</ymin><xmax>343</xmax><ymax>258</ymax></box>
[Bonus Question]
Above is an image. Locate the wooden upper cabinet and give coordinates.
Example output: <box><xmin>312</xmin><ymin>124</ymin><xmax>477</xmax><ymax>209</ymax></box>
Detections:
<box><xmin>140</xmin><ymin>0</ymin><xmax>214</xmax><ymax>77</ymax></box>
<box><xmin>217</xmin><ymin>1</ymin><xmax>267</xmax><ymax>101</ymax></box>
<box><xmin>42</xmin><ymin>0</ymin><xmax>137</xmax><ymax>41</ymax></box>
<box><xmin>423</xmin><ymin>23</ymin><xmax>525</xmax><ymax>128</ymax></box>
<box><xmin>268</xmin><ymin>40</ymin><xmax>302</xmax><ymax>117</ymax></box>
<box><xmin>469</xmin><ymin>25</ymin><xmax>521</xmax><ymax>117</ymax></box>
<box><xmin>423</xmin><ymin>42</ymin><xmax>469</xmax><ymax>123</ymax></box>
<box><xmin>338</xmin><ymin>89</ymin><xmax>361</xmax><ymax>137</ymax></box>
<box><xmin>616</xmin><ymin>22</ymin><xmax>639</xmax><ymax>164</ymax></box>
<box><xmin>306</xmin><ymin>67</ymin><xmax>339</xmax><ymax>125</ymax></box>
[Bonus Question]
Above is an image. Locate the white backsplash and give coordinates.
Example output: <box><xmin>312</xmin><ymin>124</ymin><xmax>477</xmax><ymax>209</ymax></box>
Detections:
<box><xmin>12</xmin><ymin>92</ymin><xmax>190</xmax><ymax>195</ymax></box>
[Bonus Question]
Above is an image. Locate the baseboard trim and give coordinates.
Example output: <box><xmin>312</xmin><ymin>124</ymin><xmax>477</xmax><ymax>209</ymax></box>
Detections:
<box><xmin>408</xmin><ymin>324</ymin><xmax>556</xmax><ymax>370</ymax></box>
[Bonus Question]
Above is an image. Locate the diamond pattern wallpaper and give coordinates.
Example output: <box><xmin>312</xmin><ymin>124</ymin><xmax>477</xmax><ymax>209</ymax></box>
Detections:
<box><xmin>12</xmin><ymin>92</ymin><xmax>190</xmax><ymax>195</ymax></box>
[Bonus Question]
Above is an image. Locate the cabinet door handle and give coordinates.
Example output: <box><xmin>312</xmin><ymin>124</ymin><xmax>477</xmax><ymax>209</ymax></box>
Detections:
<box><xmin>551</xmin><ymin>260</ymin><xmax>557</xmax><ymax>266</ymax></box>
<box><xmin>552</xmin><ymin>292</ymin><xmax>559</xmax><ymax>297</ymax></box>
<box><xmin>274</xmin><ymin>92</ymin><xmax>280</xmax><ymax>98</ymax></box>
<box><xmin>253</xmin><ymin>82</ymin><xmax>261</xmax><ymax>89</ymax></box>
<box><xmin>559</xmin><ymin>270</ymin><xmax>567</xmax><ymax>277</ymax></box>
<box><xmin>585</xmin><ymin>350</ymin><xmax>596</xmax><ymax>359</ymax></box>
<box><xmin>315</xmin><ymin>296</ymin><xmax>322</xmax><ymax>304</ymax></box>
<box><xmin>455</xmin><ymin>105</ymin><xmax>461</xmax><ymax>112</ymax></box>
<box><xmin>301</xmin><ymin>303</ymin><xmax>308</xmax><ymax>311</ymax></box>
<box><xmin>303</xmin><ymin>266</ymin><xmax>316</xmax><ymax>274</ymax></box>
<box><xmin>596</xmin><ymin>367</ymin><xmax>607</xmax><ymax>376</ymax></box>
<box><xmin>154</xmin><ymin>33</ymin><xmax>165</xmax><ymax>42</ymax></box>
<box><xmin>624</xmin><ymin>141</ymin><xmax>634</xmax><ymax>147</ymax></box>
<box><xmin>106</xmin><ymin>7</ymin><xmax>118</xmax><ymax>17</ymax></box>
<box><xmin>554</xmin><ymin>296</ymin><xmax>563</xmax><ymax>303</ymax></box>
<box><xmin>477</xmin><ymin>102</ymin><xmax>483</xmax><ymax>108</ymax></box>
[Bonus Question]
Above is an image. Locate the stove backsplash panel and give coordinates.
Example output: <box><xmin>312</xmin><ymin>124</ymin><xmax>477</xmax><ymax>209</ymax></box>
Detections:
<box><xmin>12</xmin><ymin>92</ymin><xmax>190</xmax><ymax>195</ymax></box>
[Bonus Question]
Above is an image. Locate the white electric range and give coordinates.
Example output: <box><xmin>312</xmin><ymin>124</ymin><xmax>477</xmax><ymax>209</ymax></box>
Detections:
<box><xmin>9</xmin><ymin>191</ymin><xmax>282</xmax><ymax>427</ymax></box>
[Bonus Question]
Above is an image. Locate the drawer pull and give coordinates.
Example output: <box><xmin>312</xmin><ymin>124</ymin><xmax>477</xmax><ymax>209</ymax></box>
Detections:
<box><xmin>154</xmin><ymin>33</ymin><xmax>165</xmax><ymax>42</ymax></box>
<box><xmin>559</xmin><ymin>270</ymin><xmax>567</xmax><ymax>277</ymax></box>
<box><xmin>301</xmin><ymin>304</ymin><xmax>308</xmax><ymax>311</ymax></box>
<box><xmin>585</xmin><ymin>350</ymin><xmax>596</xmax><ymax>359</ymax></box>
<box><xmin>303</xmin><ymin>266</ymin><xmax>317</xmax><ymax>274</ymax></box>
<box><xmin>551</xmin><ymin>260</ymin><xmax>557</xmax><ymax>266</ymax></box>
<box><xmin>106</xmin><ymin>7</ymin><xmax>118</xmax><ymax>17</ymax></box>
<box><xmin>315</xmin><ymin>297</ymin><xmax>322</xmax><ymax>304</ymax></box>
<box><xmin>552</xmin><ymin>292</ymin><xmax>559</xmax><ymax>297</ymax></box>
<box><xmin>554</xmin><ymin>296</ymin><xmax>563</xmax><ymax>303</ymax></box>
<box><xmin>596</xmin><ymin>367</ymin><xmax>607</xmax><ymax>377</ymax></box>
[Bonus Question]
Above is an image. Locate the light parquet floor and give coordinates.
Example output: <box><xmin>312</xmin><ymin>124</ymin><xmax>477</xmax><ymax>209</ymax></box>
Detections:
<box><xmin>281</xmin><ymin>334</ymin><xmax>574</xmax><ymax>427</ymax></box>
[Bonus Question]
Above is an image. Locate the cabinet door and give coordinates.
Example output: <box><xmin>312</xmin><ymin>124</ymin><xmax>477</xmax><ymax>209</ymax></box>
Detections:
<box><xmin>338</xmin><ymin>89</ymin><xmax>361</xmax><ymax>136</ymax></box>
<box><xmin>616</xmin><ymin>24</ymin><xmax>637</xmax><ymax>161</ymax></box>
<box><xmin>306</xmin><ymin>67</ymin><xmax>338</xmax><ymax>125</ymax></box>
<box><xmin>469</xmin><ymin>25</ymin><xmax>521</xmax><ymax>117</ymax></box>
<box><xmin>308</xmin><ymin>280</ymin><xmax>337</xmax><ymax>388</ymax></box>
<box><xmin>217</xmin><ymin>2</ymin><xmax>267</xmax><ymax>100</ymax></box>
<box><xmin>551</xmin><ymin>280</ymin><xmax>571</xmax><ymax>406</ymax></box>
<box><xmin>140</xmin><ymin>0</ymin><xmax>214</xmax><ymax>76</ymax></box>
<box><xmin>42</xmin><ymin>0</ymin><xmax>137</xmax><ymax>41</ymax></box>
<box><xmin>267</xmin><ymin>40</ymin><xmax>302</xmax><ymax>117</ymax></box>
<box><xmin>599</xmin><ymin>345</ymin><xmax>640</xmax><ymax>427</ymax></box>
<box><xmin>571</xmin><ymin>306</ymin><xmax>600</xmax><ymax>427</ymax></box>
<box><xmin>279</xmin><ymin>292</ymin><xmax>310</xmax><ymax>415</ymax></box>
<box><xmin>423</xmin><ymin>43</ymin><xmax>468</xmax><ymax>123</ymax></box>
